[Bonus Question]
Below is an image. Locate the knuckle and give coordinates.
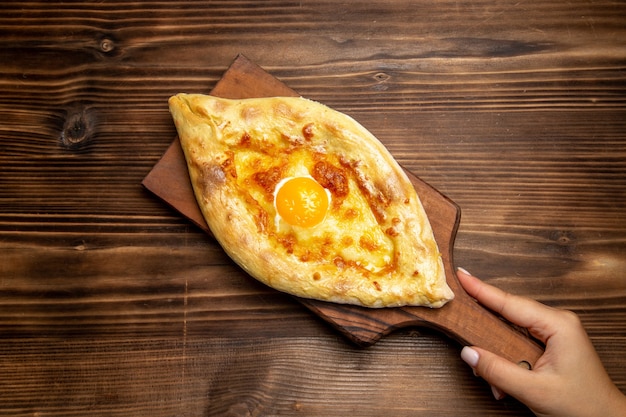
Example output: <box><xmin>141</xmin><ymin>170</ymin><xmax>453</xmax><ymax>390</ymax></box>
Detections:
<box><xmin>478</xmin><ymin>356</ymin><xmax>500</xmax><ymax>381</ymax></box>
<box><xmin>559</xmin><ymin>309</ymin><xmax>583</xmax><ymax>328</ymax></box>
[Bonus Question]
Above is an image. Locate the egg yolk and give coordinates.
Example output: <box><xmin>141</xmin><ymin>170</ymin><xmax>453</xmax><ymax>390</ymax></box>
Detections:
<box><xmin>274</xmin><ymin>177</ymin><xmax>329</xmax><ymax>228</ymax></box>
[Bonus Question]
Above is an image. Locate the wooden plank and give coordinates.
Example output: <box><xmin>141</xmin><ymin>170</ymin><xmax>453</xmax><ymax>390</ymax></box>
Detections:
<box><xmin>0</xmin><ymin>1</ymin><xmax>625</xmax><ymax>416</ymax></box>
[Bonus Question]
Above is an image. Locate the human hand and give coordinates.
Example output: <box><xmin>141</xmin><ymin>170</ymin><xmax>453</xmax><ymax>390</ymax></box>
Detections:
<box><xmin>457</xmin><ymin>268</ymin><xmax>626</xmax><ymax>417</ymax></box>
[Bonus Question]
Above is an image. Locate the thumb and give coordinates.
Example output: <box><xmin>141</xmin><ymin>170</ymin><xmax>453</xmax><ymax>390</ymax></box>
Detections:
<box><xmin>461</xmin><ymin>346</ymin><xmax>536</xmax><ymax>401</ymax></box>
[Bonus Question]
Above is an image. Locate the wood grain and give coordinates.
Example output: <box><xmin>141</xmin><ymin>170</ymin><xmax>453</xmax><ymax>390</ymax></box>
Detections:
<box><xmin>1</xmin><ymin>0</ymin><xmax>625</xmax><ymax>416</ymax></box>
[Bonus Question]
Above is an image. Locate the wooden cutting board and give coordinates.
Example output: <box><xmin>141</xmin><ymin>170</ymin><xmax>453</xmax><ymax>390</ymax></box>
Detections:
<box><xmin>143</xmin><ymin>54</ymin><xmax>544</xmax><ymax>369</ymax></box>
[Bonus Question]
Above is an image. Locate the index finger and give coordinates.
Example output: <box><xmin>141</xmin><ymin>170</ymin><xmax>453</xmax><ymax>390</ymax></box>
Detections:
<box><xmin>456</xmin><ymin>268</ymin><xmax>559</xmax><ymax>344</ymax></box>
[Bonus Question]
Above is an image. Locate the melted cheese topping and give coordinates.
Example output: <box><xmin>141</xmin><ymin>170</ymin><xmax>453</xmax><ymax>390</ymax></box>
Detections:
<box><xmin>230</xmin><ymin>142</ymin><xmax>395</xmax><ymax>275</ymax></box>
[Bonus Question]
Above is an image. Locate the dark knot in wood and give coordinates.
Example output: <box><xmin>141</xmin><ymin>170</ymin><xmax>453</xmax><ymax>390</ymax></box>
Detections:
<box><xmin>99</xmin><ymin>37</ymin><xmax>115</xmax><ymax>53</ymax></box>
<box><xmin>374</xmin><ymin>72</ymin><xmax>390</xmax><ymax>82</ymax></box>
<box><xmin>372</xmin><ymin>72</ymin><xmax>391</xmax><ymax>91</ymax></box>
<box><xmin>60</xmin><ymin>106</ymin><xmax>95</xmax><ymax>149</ymax></box>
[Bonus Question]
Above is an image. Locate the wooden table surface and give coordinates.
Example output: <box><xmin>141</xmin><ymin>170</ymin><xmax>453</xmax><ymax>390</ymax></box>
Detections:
<box><xmin>1</xmin><ymin>1</ymin><xmax>625</xmax><ymax>416</ymax></box>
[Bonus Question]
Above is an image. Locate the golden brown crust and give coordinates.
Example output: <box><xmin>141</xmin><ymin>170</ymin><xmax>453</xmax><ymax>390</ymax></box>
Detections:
<box><xmin>169</xmin><ymin>94</ymin><xmax>454</xmax><ymax>308</ymax></box>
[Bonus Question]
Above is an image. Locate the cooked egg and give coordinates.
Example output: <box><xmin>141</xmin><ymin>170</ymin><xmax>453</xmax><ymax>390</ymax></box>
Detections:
<box><xmin>274</xmin><ymin>176</ymin><xmax>330</xmax><ymax>228</ymax></box>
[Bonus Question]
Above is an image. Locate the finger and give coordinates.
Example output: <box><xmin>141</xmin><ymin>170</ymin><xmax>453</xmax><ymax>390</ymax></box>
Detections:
<box><xmin>456</xmin><ymin>268</ymin><xmax>559</xmax><ymax>343</ymax></box>
<box><xmin>462</xmin><ymin>346</ymin><xmax>537</xmax><ymax>404</ymax></box>
<box><xmin>491</xmin><ymin>385</ymin><xmax>506</xmax><ymax>401</ymax></box>
<box><xmin>456</xmin><ymin>268</ymin><xmax>543</xmax><ymax>324</ymax></box>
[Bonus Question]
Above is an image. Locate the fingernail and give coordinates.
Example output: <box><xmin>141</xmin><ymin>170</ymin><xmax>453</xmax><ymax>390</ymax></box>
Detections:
<box><xmin>461</xmin><ymin>346</ymin><xmax>479</xmax><ymax>368</ymax></box>
<box><xmin>491</xmin><ymin>385</ymin><xmax>506</xmax><ymax>401</ymax></box>
<box><xmin>457</xmin><ymin>267</ymin><xmax>471</xmax><ymax>276</ymax></box>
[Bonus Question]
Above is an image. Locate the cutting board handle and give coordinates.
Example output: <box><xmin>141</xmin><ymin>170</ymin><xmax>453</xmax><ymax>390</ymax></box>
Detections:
<box><xmin>302</xmin><ymin>283</ymin><xmax>544</xmax><ymax>369</ymax></box>
<box><xmin>405</xmin><ymin>290</ymin><xmax>544</xmax><ymax>369</ymax></box>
